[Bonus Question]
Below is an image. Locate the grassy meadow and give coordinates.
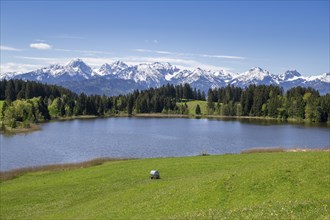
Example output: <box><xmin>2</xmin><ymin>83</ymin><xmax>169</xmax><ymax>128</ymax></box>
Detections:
<box><xmin>177</xmin><ymin>100</ymin><xmax>208</xmax><ymax>115</ymax></box>
<box><xmin>1</xmin><ymin>151</ymin><xmax>329</xmax><ymax>219</ymax></box>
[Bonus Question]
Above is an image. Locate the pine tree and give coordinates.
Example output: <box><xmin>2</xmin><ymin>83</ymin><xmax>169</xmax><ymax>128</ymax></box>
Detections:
<box><xmin>25</xmin><ymin>82</ymin><xmax>32</xmax><ymax>99</ymax></box>
<box><xmin>197</xmin><ymin>89</ymin><xmax>202</xmax><ymax>100</ymax></box>
<box><xmin>5</xmin><ymin>80</ymin><xmax>16</xmax><ymax>102</ymax></box>
<box><xmin>207</xmin><ymin>89</ymin><xmax>215</xmax><ymax>113</ymax></box>
<box><xmin>201</xmin><ymin>91</ymin><xmax>206</xmax><ymax>101</ymax></box>
<box><xmin>127</xmin><ymin>95</ymin><xmax>134</xmax><ymax>115</ymax></box>
<box><xmin>195</xmin><ymin>104</ymin><xmax>201</xmax><ymax>115</ymax></box>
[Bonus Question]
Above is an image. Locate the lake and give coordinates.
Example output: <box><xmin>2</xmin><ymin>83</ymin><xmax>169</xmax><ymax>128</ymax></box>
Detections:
<box><xmin>1</xmin><ymin>117</ymin><xmax>329</xmax><ymax>171</ymax></box>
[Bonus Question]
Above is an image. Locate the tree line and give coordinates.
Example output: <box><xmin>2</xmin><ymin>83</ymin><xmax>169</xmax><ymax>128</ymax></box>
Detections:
<box><xmin>0</xmin><ymin>79</ymin><xmax>329</xmax><ymax>129</ymax></box>
<box><xmin>206</xmin><ymin>85</ymin><xmax>329</xmax><ymax>122</ymax></box>
<box><xmin>0</xmin><ymin>80</ymin><xmax>205</xmax><ymax>129</ymax></box>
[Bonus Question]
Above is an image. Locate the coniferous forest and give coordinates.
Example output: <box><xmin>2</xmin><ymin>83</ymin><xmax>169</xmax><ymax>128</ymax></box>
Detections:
<box><xmin>0</xmin><ymin>79</ymin><xmax>329</xmax><ymax>130</ymax></box>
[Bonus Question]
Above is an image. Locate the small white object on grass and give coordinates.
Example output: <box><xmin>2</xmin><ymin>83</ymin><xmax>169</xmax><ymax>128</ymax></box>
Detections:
<box><xmin>150</xmin><ymin>170</ymin><xmax>160</xmax><ymax>179</ymax></box>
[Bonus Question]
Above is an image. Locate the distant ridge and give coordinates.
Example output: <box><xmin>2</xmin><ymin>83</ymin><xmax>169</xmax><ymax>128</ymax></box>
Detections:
<box><xmin>1</xmin><ymin>59</ymin><xmax>329</xmax><ymax>96</ymax></box>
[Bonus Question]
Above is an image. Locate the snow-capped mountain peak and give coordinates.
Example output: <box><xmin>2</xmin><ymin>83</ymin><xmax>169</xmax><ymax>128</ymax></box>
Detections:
<box><xmin>249</xmin><ymin>67</ymin><xmax>264</xmax><ymax>72</ymax></box>
<box><xmin>151</xmin><ymin>62</ymin><xmax>172</xmax><ymax>68</ymax></box>
<box><xmin>307</xmin><ymin>72</ymin><xmax>330</xmax><ymax>83</ymax></box>
<box><xmin>148</xmin><ymin>62</ymin><xmax>179</xmax><ymax>76</ymax></box>
<box><xmin>279</xmin><ymin>70</ymin><xmax>302</xmax><ymax>81</ymax></box>
<box><xmin>237</xmin><ymin>67</ymin><xmax>269</xmax><ymax>80</ymax></box>
<box><xmin>248</xmin><ymin>67</ymin><xmax>269</xmax><ymax>76</ymax></box>
<box><xmin>97</xmin><ymin>60</ymin><xmax>129</xmax><ymax>76</ymax></box>
<box><xmin>321</xmin><ymin>73</ymin><xmax>330</xmax><ymax>83</ymax></box>
<box><xmin>66</xmin><ymin>58</ymin><xmax>86</xmax><ymax>68</ymax></box>
<box><xmin>111</xmin><ymin>60</ymin><xmax>129</xmax><ymax>69</ymax></box>
<box><xmin>1</xmin><ymin>59</ymin><xmax>329</xmax><ymax>95</ymax></box>
<box><xmin>64</xmin><ymin>58</ymin><xmax>93</xmax><ymax>78</ymax></box>
<box><xmin>97</xmin><ymin>63</ymin><xmax>112</xmax><ymax>76</ymax></box>
<box><xmin>42</xmin><ymin>64</ymin><xmax>65</xmax><ymax>76</ymax></box>
<box><xmin>229</xmin><ymin>67</ymin><xmax>275</xmax><ymax>87</ymax></box>
<box><xmin>194</xmin><ymin>68</ymin><xmax>205</xmax><ymax>75</ymax></box>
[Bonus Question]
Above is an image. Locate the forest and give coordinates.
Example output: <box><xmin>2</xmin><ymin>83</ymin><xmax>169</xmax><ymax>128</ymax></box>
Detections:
<box><xmin>0</xmin><ymin>79</ymin><xmax>329</xmax><ymax>130</ymax></box>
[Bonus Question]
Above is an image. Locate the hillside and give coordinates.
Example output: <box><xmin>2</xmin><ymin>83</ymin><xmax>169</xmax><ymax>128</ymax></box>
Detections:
<box><xmin>1</xmin><ymin>152</ymin><xmax>329</xmax><ymax>219</ymax></box>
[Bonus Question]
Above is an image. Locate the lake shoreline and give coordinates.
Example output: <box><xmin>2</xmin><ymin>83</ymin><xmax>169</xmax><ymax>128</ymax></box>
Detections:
<box><xmin>0</xmin><ymin>115</ymin><xmax>102</xmax><ymax>135</ymax></box>
<box><xmin>2</xmin><ymin>113</ymin><xmax>328</xmax><ymax>135</ymax></box>
<box><xmin>0</xmin><ymin>157</ymin><xmax>133</xmax><ymax>181</ymax></box>
<box><xmin>1</xmin><ymin>147</ymin><xmax>328</xmax><ymax>181</ymax></box>
<box><xmin>0</xmin><ymin>123</ymin><xmax>41</xmax><ymax>135</ymax></box>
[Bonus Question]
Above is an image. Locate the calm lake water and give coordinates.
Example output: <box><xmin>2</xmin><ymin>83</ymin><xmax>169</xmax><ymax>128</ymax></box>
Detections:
<box><xmin>1</xmin><ymin>117</ymin><xmax>329</xmax><ymax>171</ymax></box>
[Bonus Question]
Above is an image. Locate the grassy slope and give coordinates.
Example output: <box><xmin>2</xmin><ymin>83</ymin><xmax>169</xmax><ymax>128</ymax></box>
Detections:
<box><xmin>1</xmin><ymin>152</ymin><xmax>329</xmax><ymax>219</ymax></box>
<box><xmin>177</xmin><ymin>100</ymin><xmax>208</xmax><ymax>115</ymax></box>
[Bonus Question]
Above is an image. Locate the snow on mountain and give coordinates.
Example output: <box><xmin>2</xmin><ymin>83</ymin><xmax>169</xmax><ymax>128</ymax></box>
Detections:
<box><xmin>168</xmin><ymin>69</ymin><xmax>191</xmax><ymax>81</ymax></box>
<box><xmin>278</xmin><ymin>70</ymin><xmax>302</xmax><ymax>81</ymax></box>
<box><xmin>64</xmin><ymin>58</ymin><xmax>93</xmax><ymax>78</ymax></box>
<box><xmin>230</xmin><ymin>67</ymin><xmax>276</xmax><ymax>87</ymax></box>
<box><xmin>305</xmin><ymin>72</ymin><xmax>330</xmax><ymax>83</ymax></box>
<box><xmin>319</xmin><ymin>73</ymin><xmax>330</xmax><ymax>83</ymax></box>
<box><xmin>111</xmin><ymin>60</ymin><xmax>129</xmax><ymax>72</ymax></box>
<box><xmin>132</xmin><ymin>63</ymin><xmax>172</xmax><ymax>86</ymax></box>
<box><xmin>101</xmin><ymin>62</ymin><xmax>180</xmax><ymax>87</ymax></box>
<box><xmin>1</xmin><ymin>58</ymin><xmax>329</xmax><ymax>95</ymax></box>
<box><xmin>0</xmin><ymin>72</ymin><xmax>22</xmax><ymax>80</ymax></box>
<box><xmin>5</xmin><ymin>59</ymin><xmax>94</xmax><ymax>82</ymax></box>
<box><xmin>96</xmin><ymin>63</ymin><xmax>112</xmax><ymax>76</ymax></box>
<box><xmin>96</xmin><ymin>61</ymin><xmax>129</xmax><ymax>76</ymax></box>
<box><xmin>181</xmin><ymin>68</ymin><xmax>219</xmax><ymax>84</ymax></box>
<box><xmin>167</xmin><ymin>67</ymin><xmax>232</xmax><ymax>92</ymax></box>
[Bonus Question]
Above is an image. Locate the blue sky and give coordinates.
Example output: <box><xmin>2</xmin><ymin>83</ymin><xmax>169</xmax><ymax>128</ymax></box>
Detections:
<box><xmin>0</xmin><ymin>1</ymin><xmax>329</xmax><ymax>75</ymax></box>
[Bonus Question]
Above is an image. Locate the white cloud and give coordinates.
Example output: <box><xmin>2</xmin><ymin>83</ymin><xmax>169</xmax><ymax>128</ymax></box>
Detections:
<box><xmin>155</xmin><ymin>50</ymin><xmax>171</xmax><ymax>54</ymax></box>
<box><xmin>135</xmin><ymin>48</ymin><xmax>245</xmax><ymax>60</ymax></box>
<box><xmin>55</xmin><ymin>48</ymin><xmax>112</xmax><ymax>55</ymax></box>
<box><xmin>30</xmin><ymin>43</ymin><xmax>52</xmax><ymax>50</ymax></box>
<box><xmin>14</xmin><ymin>56</ymin><xmax>65</xmax><ymax>63</ymax></box>
<box><xmin>135</xmin><ymin>49</ymin><xmax>152</xmax><ymax>53</ymax></box>
<box><xmin>200</xmin><ymin>54</ymin><xmax>245</xmax><ymax>60</ymax></box>
<box><xmin>0</xmin><ymin>62</ymin><xmax>42</xmax><ymax>73</ymax></box>
<box><xmin>135</xmin><ymin>49</ymin><xmax>172</xmax><ymax>55</ymax></box>
<box><xmin>0</xmin><ymin>45</ymin><xmax>22</xmax><ymax>51</ymax></box>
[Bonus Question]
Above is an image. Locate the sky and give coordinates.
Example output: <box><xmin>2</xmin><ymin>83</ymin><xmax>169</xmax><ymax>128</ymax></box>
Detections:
<box><xmin>0</xmin><ymin>1</ymin><xmax>329</xmax><ymax>76</ymax></box>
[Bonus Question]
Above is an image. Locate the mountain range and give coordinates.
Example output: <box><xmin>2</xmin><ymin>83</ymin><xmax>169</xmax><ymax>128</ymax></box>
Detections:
<box><xmin>1</xmin><ymin>58</ymin><xmax>329</xmax><ymax>96</ymax></box>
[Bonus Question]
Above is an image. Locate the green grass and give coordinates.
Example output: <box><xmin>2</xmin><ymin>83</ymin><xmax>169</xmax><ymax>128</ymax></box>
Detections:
<box><xmin>1</xmin><ymin>152</ymin><xmax>329</xmax><ymax>219</ymax></box>
<box><xmin>177</xmin><ymin>100</ymin><xmax>208</xmax><ymax>115</ymax></box>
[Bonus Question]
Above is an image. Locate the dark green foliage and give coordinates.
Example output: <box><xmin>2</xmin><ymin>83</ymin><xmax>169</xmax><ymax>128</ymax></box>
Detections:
<box><xmin>5</xmin><ymin>80</ymin><xmax>16</xmax><ymax>102</ymax></box>
<box><xmin>0</xmin><ymin>79</ymin><xmax>329</xmax><ymax>130</ymax></box>
<box><xmin>319</xmin><ymin>94</ymin><xmax>330</xmax><ymax>121</ymax></box>
<box><xmin>207</xmin><ymin>88</ymin><xmax>215</xmax><ymax>113</ymax></box>
<box><xmin>205</xmin><ymin>85</ymin><xmax>328</xmax><ymax>122</ymax></box>
<box><xmin>1</xmin><ymin>79</ymin><xmax>77</xmax><ymax>102</ymax></box>
<box><xmin>127</xmin><ymin>95</ymin><xmax>134</xmax><ymax>115</ymax></box>
<box><xmin>195</xmin><ymin>104</ymin><xmax>201</xmax><ymax>115</ymax></box>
